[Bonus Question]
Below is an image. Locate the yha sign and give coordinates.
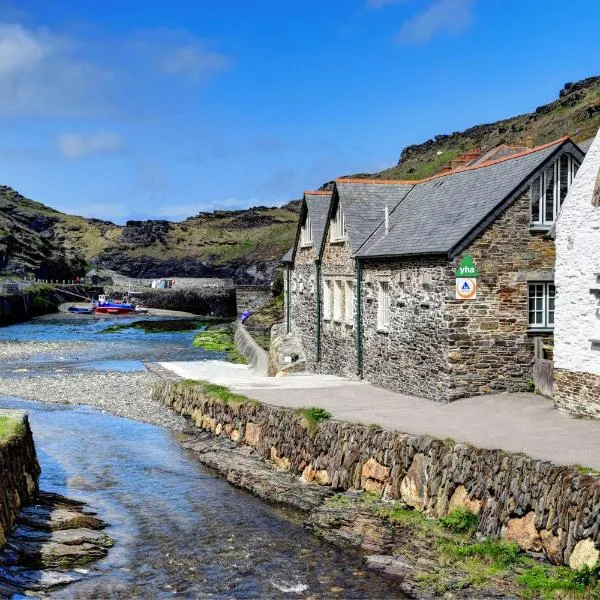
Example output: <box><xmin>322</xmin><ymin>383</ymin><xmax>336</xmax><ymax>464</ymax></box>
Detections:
<box><xmin>455</xmin><ymin>255</ymin><xmax>480</xmax><ymax>278</ymax></box>
<box><xmin>455</xmin><ymin>256</ymin><xmax>479</xmax><ymax>301</ymax></box>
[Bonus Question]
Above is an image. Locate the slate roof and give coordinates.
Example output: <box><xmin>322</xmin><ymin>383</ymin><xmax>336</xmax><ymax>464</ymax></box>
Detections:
<box><xmin>305</xmin><ymin>191</ymin><xmax>332</xmax><ymax>254</ymax></box>
<box><xmin>281</xmin><ymin>247</ymin><xmax>293</xmax><ymax>263</ymax></box>
<box><xmin>335</xmin><ymin>182</ymin><xmax>414</xmax><ymax>253</ymax></box>
<box><xmin>577</xmin><ymin>137</ymin><xmax>594</xmax><ymax>154</ymax></box>
<box><xmin>357</xmin><ymin>138</ymin><xmax>581</xmax><ymax>259</ymax></box>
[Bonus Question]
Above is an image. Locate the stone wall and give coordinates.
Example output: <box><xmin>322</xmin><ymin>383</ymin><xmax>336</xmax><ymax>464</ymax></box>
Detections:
<box><xmin>0</xmin><ymin>289</ymin><xmax>58</xmax><ymax>326</ymax></box>
<box><xmin>555</xmin><ymin>129</ymin><xmax>600</xmax><ymax>416</ymax></box>
<box><xmin>0</xmin><ymin>410</ymin><xmax>40</xmax><ymax>549</ymax></box>
<box><xmin>446</xmin><ymin>187</ymin><xmax>556</xmax><ymax>399</ymax></box>
<box><xmin>289</xmin><ymin>263</ymin><xmax>319</xmax><ymax>368</ymax></box>
<box><xmin>360</xmin><ymin>256</ymin><xmax>452</xmax><ymax>400</ymax></box>
<box><xmin>130</xmin><ymin>286</ymin><xmax>237</xmax><ymax>317</ymax></box>
<box><xmin>153</xmin><ymin>380</ymin><xmax>600</xmax><ymax>568</ymax></box>
<box><xmin>554</xmin><ymin>369</ymin><xmax>600</xmax><ymax>419</ymax></box>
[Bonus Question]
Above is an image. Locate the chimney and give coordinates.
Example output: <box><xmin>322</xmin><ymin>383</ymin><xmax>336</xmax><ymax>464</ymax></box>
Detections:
<box><xmin>384</xmin><ymin>205</ymin><xmax>389</xmax><ymax>235</ymax></box>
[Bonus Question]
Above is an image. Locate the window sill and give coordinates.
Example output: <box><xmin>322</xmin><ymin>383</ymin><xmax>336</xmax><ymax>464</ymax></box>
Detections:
<box><xmin>376</xmin><ymin>327</ymin><xmax>390</xmax><ymax>334</ymax></box>
<box><xmin>527</xmin><ymin>328</ymin><xmax>554</xmax><ymax>334</ymax></box>
<box><xmin>330</xmin><ymin>238</ymin><xmax>346</xmax><ymax>245</ymax></box>
<box><xmin>344</xmin><ymin>321</ymin><xmax>354</xmax><ymax>328</ymax></box>
<box><xmin>529</xmin><ymin>225</ymin><xmax>552</xmax><ymax>233</ymax></box>
<box><xmin>299</xmin><ymin>243</ymin><xmax>313</xmax><ymax>249</ymax></box>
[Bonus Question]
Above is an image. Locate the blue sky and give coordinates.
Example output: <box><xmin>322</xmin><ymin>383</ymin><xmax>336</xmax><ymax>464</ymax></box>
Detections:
<box><xmin>0</xmin><ymin>0</ymin><xmax>598</xmax><ymax>223</ymax></box>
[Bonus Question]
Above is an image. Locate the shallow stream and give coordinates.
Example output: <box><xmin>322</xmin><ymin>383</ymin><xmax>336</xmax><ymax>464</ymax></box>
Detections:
<box><xmin>0</xmin><ymin>315</ymin><xmax>404</xmax><ymax>598</ymax></box>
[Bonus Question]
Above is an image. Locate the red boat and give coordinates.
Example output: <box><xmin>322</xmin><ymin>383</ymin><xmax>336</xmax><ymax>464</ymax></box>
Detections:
<box><xmin>93</xmin><ymin>295</ymin><xmax>136</xmax><ymax>315</ymax></box>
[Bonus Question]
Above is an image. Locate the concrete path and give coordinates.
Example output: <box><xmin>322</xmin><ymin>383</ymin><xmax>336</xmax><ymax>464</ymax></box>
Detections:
<box><xmin>159</xmin><ymin>360</ymin><xmax>600</xmax><ymax>471</ymax></box>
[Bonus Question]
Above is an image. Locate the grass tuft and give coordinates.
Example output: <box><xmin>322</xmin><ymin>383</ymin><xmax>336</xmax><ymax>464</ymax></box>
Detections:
<box><xmin>0</xmin><ymin>416</ymin><xmax>25</xmax><ymax>442</ymax></box>
<box><xmin>297</xmin><ymin>406</ymin><xmax>332</xmax><ymax>436</ymax></box>
<box><xmin>177</xmin><ymin>379</ymin><xmax>258</xmax><ymax>406</ymax></box>
<box><xmin>440</xmin><ymin>507</ymin><xmax>479</xmax><ymax>535</ymax></box>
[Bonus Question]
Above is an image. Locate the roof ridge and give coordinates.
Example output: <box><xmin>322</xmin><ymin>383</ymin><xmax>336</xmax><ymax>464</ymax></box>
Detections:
<box><xmin>304</xmin><ymin>190</ymin><xmax>332</xmax><ymax>196</ymax></box>
<box><xmin>336</xmin><ymin>137</ymin><xmax>570</xmax><ymax>187</ymax></box>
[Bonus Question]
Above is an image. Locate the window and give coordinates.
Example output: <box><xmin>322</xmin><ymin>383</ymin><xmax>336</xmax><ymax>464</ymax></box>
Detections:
<box><xmin>333</xmin><ymin>279</ymin><xmax>343</xmax><ymax>322</ymax></box>
<box><xmin>330</xmin><ymin>205</ymin><xmax>346</xmax><ymax>242</ymax></box>
<box><xmin>300</xmin><ymin>214</ymin><xmax>313</xmax><ymax>247</ymax></box>
<box><xmin>377</xmin><ymin>280</ymin><xmax>390</xmax><ymax>331</ymax></box>
<box><xmin>323</xmin><ymin>280</ymin><xmax>332</xmax><ymax>320</ymax></box>
<box><xmin>345</xmin><ymin>280</ymin><xmax>354</xmax><ymax>326</ymax></box>
<box><xmin>528</xmin><ymin>283</ymin><xmax>555</xmax><ymax>329</ymax></box>
<box><xmin>531</xmin><ymin>154</ymin><xmax>580</xmax><ymax>226</ymax></box>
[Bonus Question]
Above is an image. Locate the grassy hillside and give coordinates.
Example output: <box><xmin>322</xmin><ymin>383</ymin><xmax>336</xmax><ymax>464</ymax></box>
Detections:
<box><xmin>363</xmin><ymin>77</ymin><xmax>600</xmax><ymax>181</ymax></box>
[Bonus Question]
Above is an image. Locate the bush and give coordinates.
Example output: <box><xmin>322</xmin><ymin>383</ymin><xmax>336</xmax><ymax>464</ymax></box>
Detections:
<box><xmin>440</xmin><ymin>507</ymin><xmax>479</xmax><ymax>534</ymax></box>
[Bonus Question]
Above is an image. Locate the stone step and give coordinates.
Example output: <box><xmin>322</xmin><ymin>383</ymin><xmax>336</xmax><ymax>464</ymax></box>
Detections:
<box><xmin>0</xmin><ymin>565</ymin><xmax>83</xmax><ymax>591</ymax></box>
<box><xmin>18</xmin><ymin>505</ymin><xmax>105</xmax><ymax>532</ymax></box>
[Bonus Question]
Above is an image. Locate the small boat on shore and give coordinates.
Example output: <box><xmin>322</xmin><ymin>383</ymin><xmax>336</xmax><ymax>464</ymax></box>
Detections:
<box><xmin>93</xmin><ymin>295</ymin><xmax>136</xmax><ymax>315</ymax></box>
<box><xmin>68</xmin><ymin>306</ymin><xmax>94</xmax><ymax>315</ymax></box>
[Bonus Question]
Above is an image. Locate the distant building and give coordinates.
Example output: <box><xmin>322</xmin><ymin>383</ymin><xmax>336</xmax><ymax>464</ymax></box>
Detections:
<box><xmin>283</xmin><ymin>137</ymin><xmax>589</xmax><ymax>402</ymax></box>
<box><xmin>554</xmin><ymin>129</ymin><xmax>600</xmax><ymax>417</ymax></box>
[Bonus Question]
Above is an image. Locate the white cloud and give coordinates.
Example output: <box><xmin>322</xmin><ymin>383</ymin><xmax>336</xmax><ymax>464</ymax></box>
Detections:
<box><xmin>57</xmin><ymin>132</ymin><xmax>124</xmax><ymax>159</ymax></box>
<box><xmin>160</xmin><ymin>45</ymin><xmax>230</xmax><ymax>83</ymax></box>
<box><xmin>0</xmin><ymin>23</ymin><xmax>112</xmax><ymax>116</ymax></box>
<box><xmin>396</xmin><ymin>0</ymin><xmax>475</xmax><ymax>43</ymax></box>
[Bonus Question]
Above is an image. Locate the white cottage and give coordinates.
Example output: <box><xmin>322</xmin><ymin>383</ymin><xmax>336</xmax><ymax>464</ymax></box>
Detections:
<box><xmin>554</xmin><ymin>128</ymin><xmax>600</xmax><ymax>418</ymax></box>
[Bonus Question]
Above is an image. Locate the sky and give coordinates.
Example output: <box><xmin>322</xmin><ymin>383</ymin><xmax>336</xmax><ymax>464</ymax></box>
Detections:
<box><xmin>0</xmin><ymin>0</ymin><xmax>599</xmax><ymax>223</ymax></box>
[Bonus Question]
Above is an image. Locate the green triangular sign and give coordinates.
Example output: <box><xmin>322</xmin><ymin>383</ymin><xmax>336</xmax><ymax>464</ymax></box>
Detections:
<box><xmin>455</xmin><ymin>255</ymin><xmax>479</xmax><ymax>278</ymax></box>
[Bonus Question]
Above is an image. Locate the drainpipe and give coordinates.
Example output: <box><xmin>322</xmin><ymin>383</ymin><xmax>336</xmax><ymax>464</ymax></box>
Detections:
<box><xmin>316</xmin><ymin>260</ymin><xmax>322</xmax><ymax>361</ymax></box>
<box><xmin>355</xmin><ymin>258</ymin><xmax>363</xmax><ymax>378</ymax></box>
<box><xmin>286</xmin><ymin>267</ymin><xmax>291</xmax><ymax>334</ymax></box>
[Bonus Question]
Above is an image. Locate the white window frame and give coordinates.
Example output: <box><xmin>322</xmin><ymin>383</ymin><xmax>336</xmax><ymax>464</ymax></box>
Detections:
<box><xmin>330</xmin><ymin>205</ymin><xmax>346</xmax><ymax>242</ymax></box>
<box><xmin>531</xmin><ymin>154</ymin><xmax>580</xmax><ymax>227</ymax></box>
<box><xmin>333</xmin><ymin>279</ymin><xmax>343</xmax><ymax>322</ymax></box>
<box><xmin>528</xmin><ymin>282</ymin><xmax>555</xmax><ymax>329</ymax></box>
<box><xmin>323</xmin><ymin>279</ymin><xmax>332</xmax><ymax>321</ymax></box>
<box><xmin>300</xmin><ymin>213</ymin><xmax>313</xmax><ymax>247</ymax></box>
<box><xmin>344</xmin><ymin>280</ymin><xmax>354</xmax><ymax>327</ymax></box>
<box><xmin>377</xmin><ymin>280</ymin><xmax>390</xmax><ymax>332</ymax></box>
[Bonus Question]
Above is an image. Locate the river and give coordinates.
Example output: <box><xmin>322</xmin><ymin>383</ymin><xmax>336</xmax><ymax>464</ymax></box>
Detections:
<box><xmin>0</xmin><ymin>314</ymin><xmax>404</xmax><ymax>598</ymax></box>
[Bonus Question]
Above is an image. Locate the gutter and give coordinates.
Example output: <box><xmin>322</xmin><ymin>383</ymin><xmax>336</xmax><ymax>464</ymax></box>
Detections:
<box><xmin>355</xmin><ymin>258</ymin><xmax>363</xmax><ymax>378</ymax></box>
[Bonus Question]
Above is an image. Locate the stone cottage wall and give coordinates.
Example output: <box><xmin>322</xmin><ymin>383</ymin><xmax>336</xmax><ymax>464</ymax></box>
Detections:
<box><xmin>289</xmin><ymin>262</ymin><xmax>319</xmax><ymax>367</ymax></box>
<box><xmin>154</xmin><ymin>380</ymin><xmax>600</xmax><ymax>568</ymax></box>
<box><xmin>554</xmin><ymin>130</ymin><xmax>600</xmax><ymax>418</ymax></box>
<box><xmin>360</xmin><ymin>256</ymin><xmax>453</xmax><ymax>400</ymax></box>
<box><xmin>318</xmin><ymin>236</ymin><xmax>358</xmax><ymax>378</ymax></box>
<box><xmin>446</xmin><ymin>188</ymin><xmax>556</xmax><ymax>399</ymax></box>
<box><xmin>0</xmin><ymin>410</ymin><xmax>40</xmax><ymax>549</ymax></box>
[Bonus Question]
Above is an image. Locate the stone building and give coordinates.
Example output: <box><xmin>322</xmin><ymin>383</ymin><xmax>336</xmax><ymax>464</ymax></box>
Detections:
<box><xmin>284</xmin><ymin>137</ymin><xmax>588</xmax><ymax>402</ymax></box>
<box><xmin>554</xmin><ymin>129</ymin><xmax>600</xmax><ymax>418</ymax></box>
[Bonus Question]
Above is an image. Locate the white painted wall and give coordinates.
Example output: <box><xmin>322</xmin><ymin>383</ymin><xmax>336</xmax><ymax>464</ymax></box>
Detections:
<box><xmin>555</xmin><ymin>130</ymin><xmax>600</xmax><ymax>375</ymax></box>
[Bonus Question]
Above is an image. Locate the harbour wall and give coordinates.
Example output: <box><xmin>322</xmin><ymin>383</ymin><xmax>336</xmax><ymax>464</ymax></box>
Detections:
<box><xmin>131</xmin><ymin>287</ymin><xmax>237</xmax><ymax>317</ymax></box>
<box><xmin>152</xmin><ymin>379</ymin><xmax>600</xmax><ymax>568</ymax></box>
<box><xmin>0</xmin><ymin>410</ymin><xmax>40</xmax><ymax>549</ymax></box>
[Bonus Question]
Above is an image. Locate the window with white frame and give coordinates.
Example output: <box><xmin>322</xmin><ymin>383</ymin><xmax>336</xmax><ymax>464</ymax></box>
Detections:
<box><xmin>528</xmin><ymin>283</ymin><xmax>555</xmax><ymax>329</ymax></box>
<box><xmin>330</xmin><ymin>205</ymin><xmax>346</xmax><ymax>242</ymax></box>
<box><xmin>531</xmin><ymin>154</ymin><xmax>580</xmax><ymax>227</ymax></box>
<box><xmin>377</xmin><ymin>280</ymin><xmax>390</xmax><ymax>331</ymax></box>
<box><xmin>333</xmin><ymin>279</ymin><xmax>343</xmax><ymax>322</ymax></box>
<box><xmin>323</xmin><ymin>279</ymin><xmax>332</xmax><ymax>320</ymax></box>
<box><xmin>345</xmin><ymin>280</ymin><xmax>354</xmax><ymax>326</ymax></box>
<box><xmin>300</xmin><ymin>213</ymin><xmax>313</xmax><ymax>247</ymax></box>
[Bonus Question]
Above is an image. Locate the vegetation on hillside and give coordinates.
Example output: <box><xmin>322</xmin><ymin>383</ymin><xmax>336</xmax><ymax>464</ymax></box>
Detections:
<box><xmin>0</xmin><ymin>416</ymin><xmax>25</xmax><ymax>442</ymax></box>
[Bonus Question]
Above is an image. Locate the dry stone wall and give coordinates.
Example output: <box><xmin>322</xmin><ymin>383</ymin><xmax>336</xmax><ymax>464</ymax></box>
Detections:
<box><xmin>0</xmin><ymin>410</ymin><xmax>40</xmax><ymax>549</ymax></box>
<box><xmin>289</xmin><ymin>263</ymin><xmax>319</xmax><ymax>367</ymax></box>
<box><xmin>154</xmin><ymin>380</ymin><xmax>600</xmax><ymax>568</ymax></box>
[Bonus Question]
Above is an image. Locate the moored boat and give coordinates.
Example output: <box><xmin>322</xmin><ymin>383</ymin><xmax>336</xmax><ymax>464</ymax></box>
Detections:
<box><xmin>93</xmin><ymin>295</ymin><xmax>136</xmax><ymax>315</ymax></box>
<box><xmin>68</xmin><ymin>306</ymin><xmax>94</xmax><ymax>315</ymax></box>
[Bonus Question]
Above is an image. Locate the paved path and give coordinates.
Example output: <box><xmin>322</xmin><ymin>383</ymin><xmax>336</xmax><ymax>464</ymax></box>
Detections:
<box><xmin>159</xmin><ymin>360</ymin><xmax>600</xmax><ymax>470</ymax></box>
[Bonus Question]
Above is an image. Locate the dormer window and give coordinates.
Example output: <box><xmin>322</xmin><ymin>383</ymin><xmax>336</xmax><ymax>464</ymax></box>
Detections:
<box><xmin>330</xmin><ymin>205</ymin><xmax>346</xmax><ymax>242</ymax></box>
<box><xmin>531</xmin><ymin>154</ymin><xmax>580</xmax><ymax>227</ymax></box>
<box><xmin>300</xmin><ymin>214</ymin><xmax>313</xmax><ymax>247</ymax></box>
